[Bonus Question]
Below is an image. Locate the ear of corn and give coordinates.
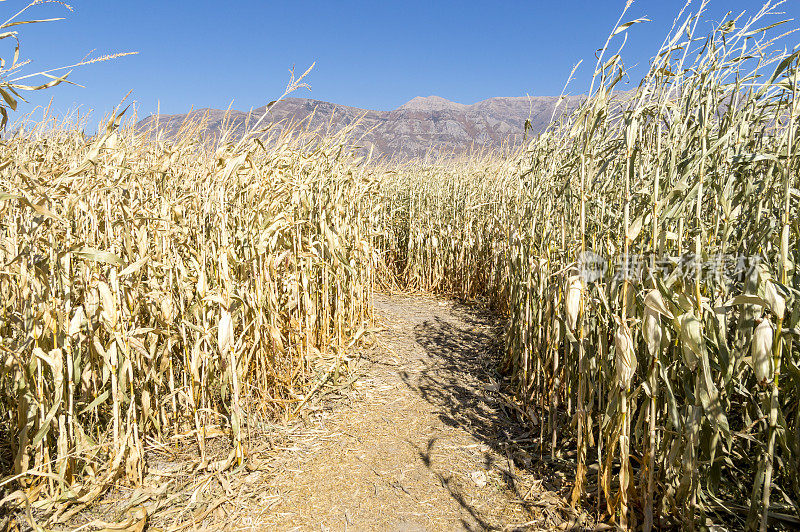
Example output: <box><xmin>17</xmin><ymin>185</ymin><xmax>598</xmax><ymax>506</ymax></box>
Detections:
<box><xmin>752</xmin><ymin>318</ymin><xmax>775</xmax><ymax>384</ymax></box>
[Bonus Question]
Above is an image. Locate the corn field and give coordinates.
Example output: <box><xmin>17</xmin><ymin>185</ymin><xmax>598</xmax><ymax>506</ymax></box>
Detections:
<box><xmin>0</xmin><ymin>112</ymin><xmax>378</xmax><ymax>522</ymax></box>
<box><xmin>2</xmin><ymin>0</ymin><xmax>800</xmax><ymax>529</ymax></box>
<box><xmin>378</xmin><ymin>2</ymin><xmax>800</xmax><ymax>529</ymax></box>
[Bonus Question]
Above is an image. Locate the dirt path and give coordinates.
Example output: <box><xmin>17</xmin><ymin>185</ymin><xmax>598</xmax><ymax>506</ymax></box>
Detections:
<box><xmin>228</xmin><ymin>293</ymin><xmax>569</xmax><ymax>531</ymax></box>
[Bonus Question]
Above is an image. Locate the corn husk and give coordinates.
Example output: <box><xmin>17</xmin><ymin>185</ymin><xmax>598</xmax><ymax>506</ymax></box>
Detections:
<box><xmin>565</xmin><ymin>275</ymin><xmax>583</xmax><ymax>331</ymax></box>
<box><xmin>644</xmin><ymin>289</ymin><xmax>673</xmax><ymax>319</ymax></box>
<box><xmin>218</xmin><ymin>309</ymin><xmax>234</xmax><ymax>355</ymax></box>
<box><xmin>764</xmin><ymin>280</ymin><xmax>786</xmax><ymax>318</ymax></box>
<box><xmin>97</xmin><ymin>281</ymin><xmax>117</xmax><ymax>330</ymax></box>
<box><xmin>68</xmin><ymin>306</ymin><xmax>86</xmax><ymax>339</ymax></box>
<box><xmin>643</xmin><ymin>308</ymin><xmax>662</xmax><ymax>358</ymax></box>
<box><xmin>614</xmin><ymin>317</ymin><xmax>637</xmax><ymax>388</ymax></box>
<box><xmin>751</xmin><ymin>318</ymin><xmax>774</xmax><ymax>383</ymax></box>
<box><xmin>677</xmin><ymin>312</ymin><xmax>703</xmax><ymax>370</ymax></box>
<box><xmin>643</xmin><ymin>290</ymin><xmax>668</xmax><ymax>357</ymax></box>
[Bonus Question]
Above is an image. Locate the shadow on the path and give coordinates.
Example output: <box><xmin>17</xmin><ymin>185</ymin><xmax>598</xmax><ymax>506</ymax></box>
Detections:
<box><xmin>398</xmin><ymin>301</ymin><xmax>535</xmax><ymax>528</ymax></box>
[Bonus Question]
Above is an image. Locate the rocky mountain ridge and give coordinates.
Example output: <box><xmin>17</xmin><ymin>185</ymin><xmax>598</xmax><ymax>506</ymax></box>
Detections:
<box><xmin>136</xmin><ymin>94</ymin><xmax>587</xmax><ymax>159</ymax></box>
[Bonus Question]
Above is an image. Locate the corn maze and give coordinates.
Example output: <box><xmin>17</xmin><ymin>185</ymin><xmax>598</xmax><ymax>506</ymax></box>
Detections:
<box><xmin>1</xmin><ymin>0</ymin><xmax>800</xmax><ymax>529</ymax></box>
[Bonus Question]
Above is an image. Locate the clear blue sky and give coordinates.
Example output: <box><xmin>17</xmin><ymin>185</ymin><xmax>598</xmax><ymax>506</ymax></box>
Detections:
<box><xmin>8</xmin><ymin>0</ymin><xmax>800</xmax><ymax>122</ymax></box>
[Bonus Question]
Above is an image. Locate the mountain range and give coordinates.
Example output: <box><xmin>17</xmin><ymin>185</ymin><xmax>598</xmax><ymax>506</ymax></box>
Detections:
<box><xmin>135</xmin><ymin>94</ymin><xmax>587</xmax><ymax>160</ymax></box>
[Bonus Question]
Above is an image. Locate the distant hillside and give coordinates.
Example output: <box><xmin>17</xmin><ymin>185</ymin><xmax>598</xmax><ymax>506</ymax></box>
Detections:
<box><xmin>135</xmin><ymin>94</ymin><xmax>587</xmax><ymax>159</ymax></box>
